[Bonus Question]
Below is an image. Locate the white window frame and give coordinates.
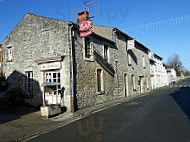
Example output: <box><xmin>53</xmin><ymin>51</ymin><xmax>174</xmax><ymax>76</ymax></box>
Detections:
<box><xmin>132</xmin><ymin>75</ymin><xmax>136</xmax><ymax>91</ymax></box>
<box><xmin>142</xmin><ymin>55</ymin><xmax>145</xmax><ymax>69</ymax></box>
<box><xmin>7</xmin><ymin>46</ymin><xmax>13</xmax><ymax>62</ymax></box>
<box><xmin>146</xmin><ymin>76</ymin><xmax>149</xmax><ymax>89</ymax></box>
<box><xmin>128</xmin><ymin>52</ymin><xmax>132</xmax><ymax>65</ymax></box>
<box><xmin>96</xmin><ymin>68</ymin><xmax>104</xmax><ymax>93</ymax></box>
<box><xmin>103</xmin><ymin>44</ymin><xmax>109</xmax><ymax>62</ymax></box>
<box><xmin>45</xmin><ymin>72</ymin><xmax>61</xmax><ymax>96</ymax></box>
<box><xmin>26</xmin><ymin>71</ymin><xmax>34</xmax><ymax>97</ymax></box>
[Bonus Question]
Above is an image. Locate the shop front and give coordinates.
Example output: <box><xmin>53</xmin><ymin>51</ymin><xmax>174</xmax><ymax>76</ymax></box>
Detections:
<box><xmin>35</xmin><ymin>56</ymin><xmax>64</xmax><ymax>106</ymax></box>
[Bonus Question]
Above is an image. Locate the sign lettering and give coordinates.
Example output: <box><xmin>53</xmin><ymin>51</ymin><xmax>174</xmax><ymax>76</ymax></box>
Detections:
<box><xmin>79</xmin><ymin>21</ymin><xmax>93</xmax><ymax>31</ymax></box>
<box><xmin>40</xmin><ymin>62</ymin><xmax>61</xmax><ymax>71</ymax></box>
<box><xmin>80</xmin><ymin>28</ymin><xmax>93</xmax><ymax>37</ymax></box>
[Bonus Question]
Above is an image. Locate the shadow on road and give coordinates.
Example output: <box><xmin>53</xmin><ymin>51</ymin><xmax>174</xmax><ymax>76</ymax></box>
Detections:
<box><xmin>171</xmin><ymin>87</ymin><xmax>190</xmax><ymax>121</ymax></box>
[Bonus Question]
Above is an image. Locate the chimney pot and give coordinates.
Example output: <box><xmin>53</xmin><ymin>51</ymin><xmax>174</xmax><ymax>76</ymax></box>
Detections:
<box><xmin>77</xmin><ymin>11</ymin><xmax>89</xmax><ymax>24</ymax></box>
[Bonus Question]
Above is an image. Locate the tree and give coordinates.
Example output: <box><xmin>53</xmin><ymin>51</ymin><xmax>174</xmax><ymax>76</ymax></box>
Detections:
<box><xmin>166</xmin><ymin>54</ymin><xmax>183</xmax><ymax>76</ymax></box>
<box><xmin>184</xmin><ymin>69</ymin><xmax>190</xmax><ymax>76</ymax></box>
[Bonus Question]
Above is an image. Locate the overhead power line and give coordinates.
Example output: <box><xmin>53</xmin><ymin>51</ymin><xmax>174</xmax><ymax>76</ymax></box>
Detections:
<box><xmin>125</xmin><ymin>15</ymin><xmax>190</xmax><ymax>32</ymax></box>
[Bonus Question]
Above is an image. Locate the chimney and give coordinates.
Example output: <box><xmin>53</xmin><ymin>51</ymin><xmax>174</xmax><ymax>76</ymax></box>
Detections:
<box><xmin>77</xmin><ymin>11</ymin><xmax>89</xmax><ymax>24</ymax></box>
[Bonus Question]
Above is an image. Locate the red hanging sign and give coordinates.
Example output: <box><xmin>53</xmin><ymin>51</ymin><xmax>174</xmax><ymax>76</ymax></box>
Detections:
<box><xmin>79</xmin><ymin>21</ymin><xmax>93</xmax><ymax>31</ymax></box>
<box><xmin>80</xmin><ymin>28</ymin><xmax>93</xmax><ymax>37</ymax></box>
<box><xmin>79</xmin><ymin>20</ymin><xmax>93</xmax><ymax>37</ymax></box>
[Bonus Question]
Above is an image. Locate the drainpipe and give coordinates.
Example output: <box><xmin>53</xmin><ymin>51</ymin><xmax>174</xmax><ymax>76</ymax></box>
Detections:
<box><xmin>69</xmin><ymin>23</ymin><xmax>75</xmax><ymax>113</ymax></box>
<box><xmin>113</xmin><ymin>29</ymin><xmax>119</xmax><ymax>96</ymax></box>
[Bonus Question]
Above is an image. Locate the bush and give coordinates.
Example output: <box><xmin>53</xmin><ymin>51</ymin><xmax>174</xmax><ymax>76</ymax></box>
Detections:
<box><xmin>2</xmin><ymin>87</ymin><xmax>24</xmax><ymax>108</ymax></box>
<box><xmin>0</xmin><ymin>77</ymin><xmax>8</xmax><ymax>91</ymax></box>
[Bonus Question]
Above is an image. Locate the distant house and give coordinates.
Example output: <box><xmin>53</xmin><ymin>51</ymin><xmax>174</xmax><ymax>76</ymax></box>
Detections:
<box><xmin>165</xmin><ymin>66</ymin><xmax>177</xmax><ymax>84</ymax></box>
<box><xmin>149</xmin><ymin>52</ymin><xmax>168</xmax><ymax>90</ymax></box>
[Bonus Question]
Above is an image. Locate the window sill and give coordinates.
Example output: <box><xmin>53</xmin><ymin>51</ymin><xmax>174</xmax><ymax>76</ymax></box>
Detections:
<box><xmin>96</xmin><ymin>91</ymin><xmax>105</xmax><ymax>95</ymax></box>
<box><xmin>6</xmin><ymin>61</ymin><xmax>13</xmax><ymax>63</ymax></box>
<box><xmin>84</xmin><ymin>57</ymin><xmax>94</xmax><ymax>62</ymax></box>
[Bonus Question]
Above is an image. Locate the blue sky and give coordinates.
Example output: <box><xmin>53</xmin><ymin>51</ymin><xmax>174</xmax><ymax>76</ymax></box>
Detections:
<box><xmin>0</xmin><ymin>0</ymin><xmax>190</xmax><ymax>69</ymax></box>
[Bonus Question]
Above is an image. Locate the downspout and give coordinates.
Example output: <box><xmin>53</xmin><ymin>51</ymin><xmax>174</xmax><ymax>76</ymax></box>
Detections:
<box><xmin>69</xmin><ymin>23</ymin><xmax>75</xmax><ymax>112</ymax></box>
<box><xmin>113</xmin><ymin>28</ymin><xmax>119</xmax><ymax>96</ymax></box>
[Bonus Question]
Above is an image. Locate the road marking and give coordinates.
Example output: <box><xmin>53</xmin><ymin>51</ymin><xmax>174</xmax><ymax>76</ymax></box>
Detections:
<box><xmin>92</xmin><ymin>103</ymin><xmax>122</xmax><ymax>114</ymax></box>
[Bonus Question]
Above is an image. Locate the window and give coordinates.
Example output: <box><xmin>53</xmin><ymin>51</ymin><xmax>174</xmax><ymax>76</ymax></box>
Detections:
<box><xmin>138</xmin><ymin>77</ymin><xmax>141</xmax><ymax>85</ymax></box>
<box><xmin>132</xmin><ymin>75</ymin><xmax>136</xmax><ymax>90</ymax></box>
<box><xmin>142</xmin><ymin>55</ymin><xmax>145</xmax><ymax>68</ymax></box>
<box><xmin>128</xmin><ymin>52</ymin><xmax>131</xmax><ymax>65</ymax></box>
<box><xmin>85</xmin><ymin>38</ymin><xmax>92</xmax><ymax>58</ymax></box>
<box><xmin>26</xmin><ymin>71</ymin><xmax>33</xmax><ymax>97</ymax></box>
<box><xmin>97</xmin><ymin>69</ymin><xmax>103</xmax><ymax>92</ymax></box>
<box><xmin>45</xmin><ymin>72</ymin><xmax>61</xmax><ymax>96</ymax></box>
<box><xmin>104</xmin><ymin>44</ymin><xmax>109</xmax><ymax>61</ymax></box>
<box><xmin>146</xmin><ymin>77</ymin><xmax>149</xmax><ymax>89</ymax></box>
<box><xmin>7</xmin><ymin>47</ymin><xmax>12</xmax><ymax>62</ymax></box>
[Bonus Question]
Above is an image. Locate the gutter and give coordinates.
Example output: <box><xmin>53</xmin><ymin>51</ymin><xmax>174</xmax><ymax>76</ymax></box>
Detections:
<box><xmin>69</xmin><ymin>23</ymin><xmax>75</xmax><ymax>112</ymax></box>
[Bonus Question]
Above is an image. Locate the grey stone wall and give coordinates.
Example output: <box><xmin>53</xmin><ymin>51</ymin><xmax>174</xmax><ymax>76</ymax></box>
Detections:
<box><xmin>93</xmin><ymin>27</ymin><xmax>151</xmax><ymax>98</ymax></box>
<box><xmin>1</xmin><ymin>14</ymin><xmax>71</xmax><ymax>107</ymax></box>
<box><xmin>1</xmin><ymin>13</ymin><xmax>151</xmax><ymax>111</ymax></box>
<box><xmin>127</xmin><ymin>44</ymin><xmax>151</xmax><ymax>95</ymax></box>
<box><xmin>73</xmin><ymin>34</ymin><xmax>116</xmax><ymax>109</ymax></box>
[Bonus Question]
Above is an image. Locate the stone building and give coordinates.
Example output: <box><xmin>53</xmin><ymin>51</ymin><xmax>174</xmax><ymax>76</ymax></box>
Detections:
<box><xmin>1</xmin><ymin>12</ymin><xmax>151</xmax><ymax>112</ymax></box>
<box><xmin>93</xmin><ymin>25</ymin><xmax>151</xmax><ymax>96</ymax></box>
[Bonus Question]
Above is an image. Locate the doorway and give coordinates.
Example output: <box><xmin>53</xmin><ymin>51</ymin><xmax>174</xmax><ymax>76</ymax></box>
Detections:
<box><xmin>139</xmin><ymin>76</ymin><xmax>144</xmax><ymax>94</ymax></box>
<box><xmin>124</xmin><ymin>74</ymin><xmax>128</xmax><ymax>97</ymax></box>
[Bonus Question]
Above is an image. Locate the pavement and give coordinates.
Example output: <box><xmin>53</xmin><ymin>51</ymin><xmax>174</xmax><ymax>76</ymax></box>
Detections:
<box><xmin>0</xmin><ymin>78</ymin><xmax>189</xmax><ymax>142</ymax></box>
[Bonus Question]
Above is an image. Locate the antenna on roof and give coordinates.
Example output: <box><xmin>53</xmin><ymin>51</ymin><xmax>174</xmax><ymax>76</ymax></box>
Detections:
<box><xmin>83</xmin><ymin>0</ymin><xmax>98</xmax><ymax>18</ymax></box>
<box><xmin>84</xmin><ymin>0</ymin><xmax>94</xmax><ymax>11</ymax></box>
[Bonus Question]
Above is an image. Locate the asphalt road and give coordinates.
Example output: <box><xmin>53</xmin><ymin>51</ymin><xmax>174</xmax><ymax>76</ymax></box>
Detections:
<box><xmin>28</xmin><ymin>79</ymin><xmax>190</xmax><ymax>142</ymax></box>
